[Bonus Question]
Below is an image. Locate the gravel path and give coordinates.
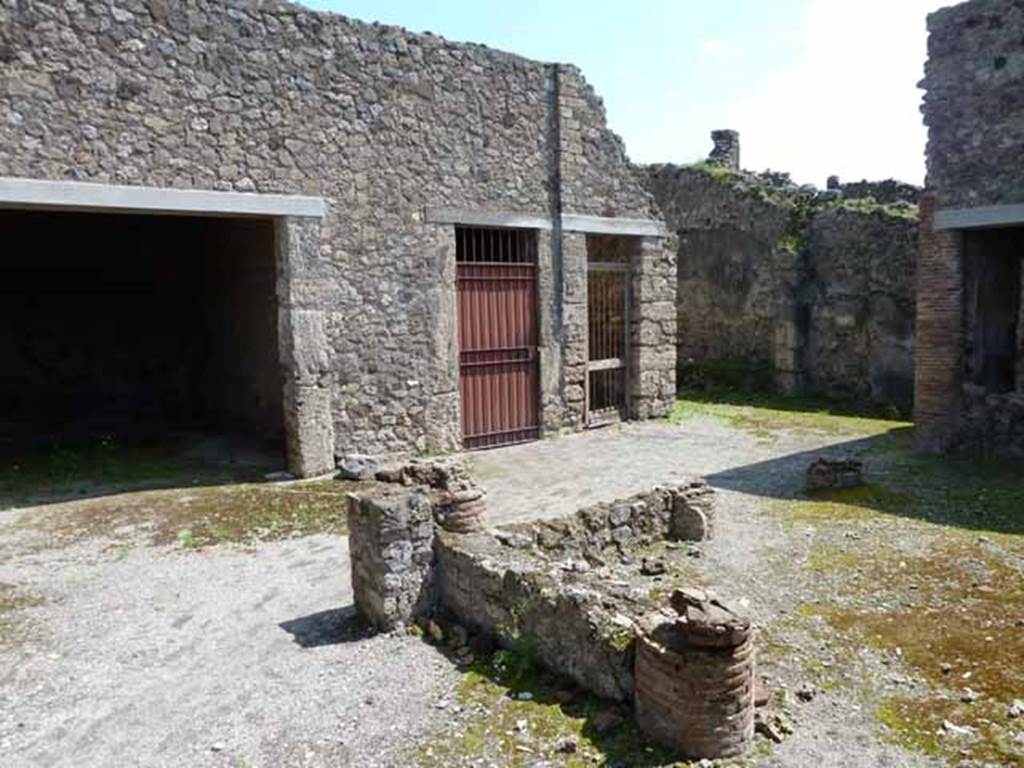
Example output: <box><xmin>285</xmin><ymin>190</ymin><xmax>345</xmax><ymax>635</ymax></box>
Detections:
<box><xmin>0</xmin><ymin>532</ymin><xmax>461</xmax><ymax>768</ymax></box>
<box><xmin>1</xmin><ymin>415</ymin><xmax>945</xmax><ymax>767</ymax></box>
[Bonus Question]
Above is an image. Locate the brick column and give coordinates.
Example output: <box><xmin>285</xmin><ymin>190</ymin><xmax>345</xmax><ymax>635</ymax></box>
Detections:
<box><xmin>914</xmin><ymin>192</ymin><xmax>963</xmax><ymax>452</ymax></box>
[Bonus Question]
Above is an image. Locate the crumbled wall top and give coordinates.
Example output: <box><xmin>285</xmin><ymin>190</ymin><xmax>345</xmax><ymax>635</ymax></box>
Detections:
<box><xmin>922</xmin><ymin>0</ymin><xmax>1024</xmax><ymax>206</ymax></box>
<box><xmin>642</xmin><ymin>164</ymin><xmax>920</xmax><ymax>229</ymax></box>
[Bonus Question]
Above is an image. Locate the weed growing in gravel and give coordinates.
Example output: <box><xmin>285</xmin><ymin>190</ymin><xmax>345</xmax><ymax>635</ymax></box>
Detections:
<box><xmin>17</xmin><ymin>478</ymin><xmax>359</xmax><ymax>551</ymax></box>
<box><xmin>415</xmin><ymin>649</ymin><xmax>689</xmax><ymax>767</ymax></box>
<box><xmin>0</xmin><ymin>583</ymin><xmax>43</xmax><ymax>646</ymax></box>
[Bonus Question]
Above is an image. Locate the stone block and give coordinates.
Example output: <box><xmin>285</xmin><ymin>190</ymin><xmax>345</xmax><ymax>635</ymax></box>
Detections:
<box><xmin>337</xmin><ymin>453</ymin><xmax>378</xmax><ymax>480</ymax></box>
<box><xmin>435</xmin><ymin>530</ymin><xmax>637</xmax><ymax>701</ymax></box>
<box><xmin>670</xmin><ymin>481</ymin><xmax>715</xmax><ymax>541</ymax></box>
<box><xmin>348</xmin><ymin>486</ymin><xmax>436</xmax><ymax>632</ymax></box>
<box><xmin>805</xmin><ymin>457</ymin><xmax>864</xmax><ymax>492</ymax></box>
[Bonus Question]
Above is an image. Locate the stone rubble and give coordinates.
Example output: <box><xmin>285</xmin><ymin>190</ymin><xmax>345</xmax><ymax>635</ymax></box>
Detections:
<box><xmin>805</xmin><ymin>456</ymin><xmax>865</xmax><ymax>492</ymax></box>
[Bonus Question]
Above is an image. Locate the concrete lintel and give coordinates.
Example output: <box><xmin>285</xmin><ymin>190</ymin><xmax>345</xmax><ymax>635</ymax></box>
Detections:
<box><xmin>0</xmin><ymin>177</ymin><xmax>326</xmax><ymax>218</ymax></box>
<box><xmin>425</xmin><ymin>206</ymin><xmax>666</xmax><ymax>237</ymax></box>
<box><xmin>934</xmin><ymin>203</ymin><xmax>1024</xmax><ymax>231</ymax></box>
<box><xmin>561</xmin><ymin>213</ymin><xmax>666</xmax><ymax>237</ymax></box>
<box><xmin>424</xmin><ymin>206</ymin><xmax>553</xmax><ymax>230</ymax></box>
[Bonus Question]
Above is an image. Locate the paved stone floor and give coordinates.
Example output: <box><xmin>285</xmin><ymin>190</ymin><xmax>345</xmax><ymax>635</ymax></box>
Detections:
<box><xmin>469</xmin><ymin>415</ymin><xmax>850</xmax><ymax>523</ymax></box>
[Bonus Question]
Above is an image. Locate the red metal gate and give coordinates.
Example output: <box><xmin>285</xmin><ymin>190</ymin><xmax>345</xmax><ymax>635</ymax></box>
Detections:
<box><xmin>456</xmin><ymin>227</ymin><xmax>540</xmax><ymax>449</ymax></box>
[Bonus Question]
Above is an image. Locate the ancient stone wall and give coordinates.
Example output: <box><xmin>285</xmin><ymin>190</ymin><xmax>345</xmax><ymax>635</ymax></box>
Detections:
<box><xmin>804</xmin><ymin>209</ymin><xmax>917</xmax><ymax>409</ymax></box>
<box><xmin>917</xmin><ymin>0</ymin><xmax>1024</xmax><ymax>456</ymax></box>
<box><xmin>0</xmin><ymin>0</ymin><xmax>664</xmax><ymax>463</ymax></box>
<box><xmin>642</xmin><ymin>165</ymin><xmax>793</xmax><ymax>389</ymax></box>
<box><xmin>922</xmin><ymin>0</ymin><xmax>1024</xmax><ymax>208</ymax></box>
<box><xmin>642</xmin><ymin>161</ymin><xmax>919</xmax><ymax>410</ymax></box>
<box><xmin>434</xmin><ymin>482</ymin><xmax>716</xmax><ymax>701</ymax></box>
<box><xmin>831</xmin><ymin>179</ymin><xmax>920</xmax><ymax>206</ymax></box>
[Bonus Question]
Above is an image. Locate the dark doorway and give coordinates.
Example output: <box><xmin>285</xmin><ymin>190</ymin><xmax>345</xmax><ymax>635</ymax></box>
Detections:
<box><xmin>0</xmin><ymin>209</ymin><xmax>284</xmax><ymax>469</ymax></box>
<box><xmin>964</xmin><ymin>228</ymin><xmax>1023</xmax><ymax>393</ymax></box>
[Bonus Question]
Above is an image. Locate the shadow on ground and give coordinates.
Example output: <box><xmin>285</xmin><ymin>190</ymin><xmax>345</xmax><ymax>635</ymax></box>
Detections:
<box><xmin>415</xmin><ymin>635</ymin><xmax>681</xmax><ymax>767</ymax></box>
<box><xmin>706</xmin><ymin>424</ymin><xmax>1024</xmax><ymax>536</ymax></box>
<box><xmin>279</xmin><ymin>605</ymin><xmax>374</xmax><ymax>648</ymax></box>
<box><xmin>0</xmin><ymin>429</ymin><xmax>286</xmax><ymax>510</ymax></box>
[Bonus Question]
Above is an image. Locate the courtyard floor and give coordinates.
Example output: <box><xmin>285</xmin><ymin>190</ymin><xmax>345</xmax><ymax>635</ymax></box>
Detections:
<box><xmin>1</xmin><ymin>398</ymin><xmax>1022</xmax><ymax>767</ymax></box>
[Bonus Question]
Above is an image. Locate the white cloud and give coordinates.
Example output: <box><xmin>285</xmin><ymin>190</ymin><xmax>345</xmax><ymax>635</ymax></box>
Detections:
<box><xmin>701</xmin><ymin>39</ymin><xmax>725</xmax><ymax>57</ymax></box>
<box><xmin>725</xmin><ymin>0</ymin><xmax>947</xmax><ymax>186</ymax></box>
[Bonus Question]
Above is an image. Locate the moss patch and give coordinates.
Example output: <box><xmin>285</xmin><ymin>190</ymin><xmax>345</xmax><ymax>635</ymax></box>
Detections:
<box><xmin>416</xmin><ymin>653</ymin><xmax>684</xmax><ymax>767</ymax></box>
<box><xmin>777</xmin><ymin>476</ymin><xmax>1024</xmax><ymax>764</ymax></box>
<box><xmin>820</xmin><ymin>539</ymin><xmax>1024</xmax><ymax>765</ymax></box>
<box><xmin>0</xmin><ymin>582</ymin><xmax>44</xmax><ymax>646</ymax></box>
<box><xmin>671</xmin><ymin>395</ymin><xmax>907</xmax><ymax>442</ymax></box>
<box><xmin>0</xmin><ymin>434</ymin><xmax>250</xmax><ymax>506</ymax></box>
<box><xmin>17</xmin><ymin>477</ymin><xmax>358</xmax><ymax>550</ymax></box>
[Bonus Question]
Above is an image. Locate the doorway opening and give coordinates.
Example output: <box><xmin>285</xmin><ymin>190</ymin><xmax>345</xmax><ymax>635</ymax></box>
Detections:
<box><xmin>964</xmin><ymin>227</ymin><xmax>1023</xmax><ymax>394</ymax></box>
<box><xmin>0</xmin><ymin>209</ymin><xmax>285</xmax><ymax>495</ymax></box>
<box><xmin>586</xmin><ymin>235</ymin><xmax>634</xmax><ymax>426</ymax></box>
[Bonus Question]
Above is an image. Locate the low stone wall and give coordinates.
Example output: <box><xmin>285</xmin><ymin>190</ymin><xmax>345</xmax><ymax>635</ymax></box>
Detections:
<box><xmin>432</xmin><ymin>483</ymin><xmax>715</xmax><ymax>701</ymax></box>
<box><xmin>491</xmin><ymin>481</ymin><xmax>715</xmax><ymax>556</ymax></box>
<box><xmin>347</xmin><ymin>473</ymin><xmax>756</xmax><ymax>757</ymax></box>
<box><xmin>435</xmin><ymin>530</ymin><xmax>640</xmax><ymax>700</ymax></box>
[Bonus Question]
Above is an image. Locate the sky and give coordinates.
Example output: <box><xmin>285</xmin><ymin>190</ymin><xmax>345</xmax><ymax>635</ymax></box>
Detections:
<box><xmin>299</xmin><ymin>0</ymin><xmax>951</xmax><ymax>186</ymax></box>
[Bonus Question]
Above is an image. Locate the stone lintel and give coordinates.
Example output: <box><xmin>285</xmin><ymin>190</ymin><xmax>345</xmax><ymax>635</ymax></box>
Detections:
<box><xmin>933</xmin><ymin>203</ymin><xmax>1024</xmax><ymax>231</ymax></box>
<box><xmin>0</xmin><ymin>177</ymin><xmax>326</xmax><ymax>218</ymax></box>
<box><xmin>561</xmin><ymin>213</ymin><xmax>666</xmax><ymax>237</ymax></box>
<box><xmin>424</xmin><ymin>206</ymin><xmax>553</xmax><ymax>230</ymax></box>
<box><xmin>424</xmin><ymin>206</ymin><xmax>666</xmax><ymax>237</ymax></box>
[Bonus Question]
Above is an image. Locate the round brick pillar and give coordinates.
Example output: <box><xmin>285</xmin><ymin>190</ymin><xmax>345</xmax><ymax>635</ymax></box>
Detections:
<box><xmin>634</xmin><ymin>589</ymin><xmax>755</xmax><ymax>759</ymax></box>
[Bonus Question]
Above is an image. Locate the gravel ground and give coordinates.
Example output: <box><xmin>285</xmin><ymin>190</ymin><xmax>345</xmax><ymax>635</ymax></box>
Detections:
<box><xmin>2</xmin><ymin>411</ymin><xmax>1017</xmax><ymax>767</ymax></box>
<box><xmin>0</xmin><ymin>530</ymin><xmax>462</xmax><ymax>768</ymax></box>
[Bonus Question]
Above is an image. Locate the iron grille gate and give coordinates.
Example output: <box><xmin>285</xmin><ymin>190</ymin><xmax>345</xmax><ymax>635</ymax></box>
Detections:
<box><xmin>587</xmin><ymin>262</ymin><xmax>629</xmax><ymax>425</ymax></box>
<box><xmin>456</xmin><ymin>227</ymin><xmax>540</xmax><ymax>450</ymax></box>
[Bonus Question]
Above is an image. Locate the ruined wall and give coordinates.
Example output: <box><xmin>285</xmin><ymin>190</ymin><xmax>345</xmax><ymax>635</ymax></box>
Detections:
<box><xmin>0</xmin><ymin>0</ymin><xmax>662</xmax><ymax>459</ymax></box>
<box><xmin>643</xmin><ymin>164</ymin><xmax>918</xmax><ymax>410</ymax></box>
<box><xmin>642</xmin><ymin>166</ymin><xmax>794</xmax><ymax>388</ymax></box>
<box><xmin>917</xmin><ymin>0</ymin><xmax>1024</xmax><ymax>456</ymax></box>
<box><xmin>922</xmin><ymin>0</ymin><xmax>1024</xmax><ymax>208</ymax></box>
<box><xmin>805</xmin><ymin>210</ymin><xmax>917</xmax><ymax>409</ymax></box>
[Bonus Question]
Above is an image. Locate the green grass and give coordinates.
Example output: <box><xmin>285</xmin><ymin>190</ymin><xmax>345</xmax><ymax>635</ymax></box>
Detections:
<box><xmin>670</xmin><ymin>392</ymin><xmax>909</xmax><ymax>443</ymax></box>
